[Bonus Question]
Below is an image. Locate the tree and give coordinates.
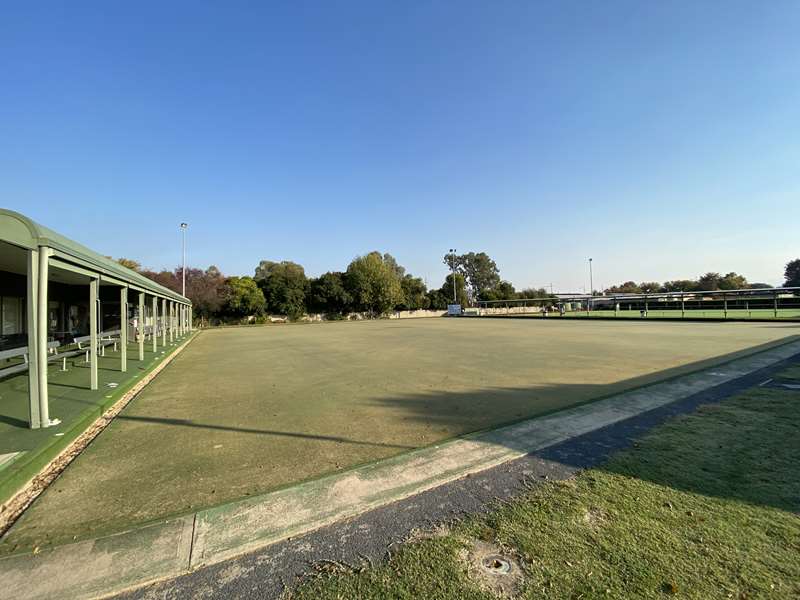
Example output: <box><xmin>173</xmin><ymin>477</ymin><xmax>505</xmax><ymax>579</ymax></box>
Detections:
<box><xmin>184</xmin><ymin>266</ymin><xmax>226</xmax><ymax>323</ymax></box>
<box><xmin>783</xmin><ymin>259</ymin><xmax>800</xmax><ymax>288</ymax></box>
<box><xmin>662</xmin><ymin>279</ymin><xmax>698</xmax><ymax>292</ymax></box>
<box><xmin>425</xmin><ymin>289</ymin><xmax>448</xmax><ymax>310</ymax></box>
<box><xmin>480</xmin><ymin>280</ymin><xmax>516</xmax><ymax>301</ymax></box>
<box><xmin>517</xmin><ymin>287</ymin><xmax>550</xmax><ymax>299</ymax></box>
<box><xmin>639</xmin><ymin>281</ymin><xmax>663</xmax><ymax>294</ymax></box>
<box><xmin>254</xmin><ymin>260</ymin><xmax>309</xmax><ymax>319</ymax></box>
<box><xmin>140</xmin><ymin>268</ymin><xmax>180</xmax><ymax>292</ymax></box>
<box><xmin>697</xmin><ymin>272</ymin><xmax>723</xmax><ymax>291</ymax></box>
<box><xmin>223</xmin><ymin>276</ymin><xmax>266</xmax><ymax>318</ymax></box>
<box><xmin>345</xmin><ymin>252</ymin><xmax>404</xmax><ymax>316</ymax></box>
<box><xmin>718</xmin><ymin>272</ymin><xmax>748</xmax><ymax>290</ymax></box>
<box><xmin>398</xmin><ymin>275</ymin><xmax>429</xmax><ymax>311</ymax></box>
<box><xmin>115</xmin><ymin>258</ymin><xmax>141</xmax><ymax>272</ymax></box>
<box><xmin>382</xmin><ymin>253</ymin><xmax>406</xmax><ymax>280</ymax></box>
<box><xmin>444</xmin><ymin>252</ymin><xmax>500</xmax><ymax>303</ymax></box>
<box><xmin>307</xmin><ymin>272</ymin><xmax>352</xmax><ymax>316</ymax></box>
<box><xmin>440</xmin><ymin>273</ymin><xmax>468</xmax><ymax>308</ymax></box>
<box><xmin>605</xmin><ymin>281</ymin><xmax>642</xmax><ymax>294</ymax></box>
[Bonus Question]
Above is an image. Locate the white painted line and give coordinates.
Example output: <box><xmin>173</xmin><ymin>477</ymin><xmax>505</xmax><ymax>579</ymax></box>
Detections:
<box><xmin>0</xmin><ymin>452</ymin><xmax>25</xmax><ymax>471</ymax></box>
<box><xmin>759</xmin><ymin>378</ymin><xmax>773</xmax><ymax>387</ymax></box>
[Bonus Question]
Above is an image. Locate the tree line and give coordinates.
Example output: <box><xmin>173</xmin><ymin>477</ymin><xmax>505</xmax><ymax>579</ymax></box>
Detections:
<box><xmin>117</xmin><ymin>251</ymin><xmax>518</xmax><ymax>323</ymax></box>
<box><xmin>115</xmin><ymin>255</ymin><xmax>800</xmax><ymax>323</ymax></box>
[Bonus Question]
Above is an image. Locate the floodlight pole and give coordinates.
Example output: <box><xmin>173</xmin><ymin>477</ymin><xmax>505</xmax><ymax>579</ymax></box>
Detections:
<box><xmin>449</xmin><ymin>248</ymin><xmax>457</xmax><ymax>303</ymax></box>
<box><xmin>588</xmin><ymin>258</ymin><xmax>593</xmax><ymax>311</ymax></box>
<box><xmin>180</xmin><ymin>222</ymin><xmax>188</xmax><ymax>296</ymax></box>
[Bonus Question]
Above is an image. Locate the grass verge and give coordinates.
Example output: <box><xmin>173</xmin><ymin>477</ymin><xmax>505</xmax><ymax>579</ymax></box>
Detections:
<box><xmin>289</xmin><ymin>369</ymin><xmax>800</xmax><ymax>599</ymax></box>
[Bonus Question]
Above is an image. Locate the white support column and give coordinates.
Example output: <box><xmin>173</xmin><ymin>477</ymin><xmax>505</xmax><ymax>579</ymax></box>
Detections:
<box><xmin>27</xmin><ymin>248</ymin><xmax>42</xmax><ymax>429</ymax></box>
<box><xmin>180</xmin><ymin>304</ymin><xmax>185</xmax><ymax>336</ymax></box>
<box><xmin>162</xmin><ymin>298</ymin><xmax>167</xmax><ymax>347</ymax></box>
<box><xmin>138</xmin><ymin>292</ymin><xmax>145</xmax><ymax>360</ymax></box>
<box><xmin>169</xmin><ymin>302</ymin><xmax>174</xmax><ymax>344</ymax></box>
<box><xmin>189</xmin><ymin>306</ymin><xmax>192</xmax><ymax>331</ymax></box>
<box><xmin>36</xmin><ymin>247</ymin><xmax>51</xmax><ymax>426</ymax></box>
<box><xmin>153</xmin><ymin>296</ymin><xmax>158</xmax><ymax>353</ymax></box>
<box><xmin>120</xmin><ymin>286</ymin><xmax>128</xmax><ymax>372</ymax></box>
<box><xmin>90</xmin><ymin>278</ymin><xmax>99</xmax><ymax>390</ymax></box>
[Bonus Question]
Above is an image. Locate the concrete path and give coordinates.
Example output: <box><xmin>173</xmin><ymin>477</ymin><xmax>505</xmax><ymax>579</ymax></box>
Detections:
<box><xmin>2</xmin><ymin>339</ymin><xmax>799</xmax><ymax>600</ymax></box>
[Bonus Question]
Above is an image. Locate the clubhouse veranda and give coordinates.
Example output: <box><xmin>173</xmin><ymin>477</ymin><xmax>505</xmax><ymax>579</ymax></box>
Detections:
<box><xmin>0</xmin><ymin>209</ymin><xmax>193</xmax><ymax>431</ymax></box>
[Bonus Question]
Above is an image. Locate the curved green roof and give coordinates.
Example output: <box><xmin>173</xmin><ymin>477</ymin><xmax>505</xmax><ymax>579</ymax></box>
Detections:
<box><xmin>0</xmin><ymin>208</ymin><xmax>189</xmax><ymax>303</ymax></box>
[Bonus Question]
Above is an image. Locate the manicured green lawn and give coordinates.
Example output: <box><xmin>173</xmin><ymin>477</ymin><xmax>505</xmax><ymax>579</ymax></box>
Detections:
<box><xmin>1</xmin><ymin>319</ymin><xmax>797</xmax><ymax>555</ymax></box>
<box><xmin>292</xmin><ymin>367</ymin><xmax>800</xmax><ymax>599</ymax></box>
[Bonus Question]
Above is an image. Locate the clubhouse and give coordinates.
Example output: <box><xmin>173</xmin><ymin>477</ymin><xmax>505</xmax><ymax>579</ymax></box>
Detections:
<box><xmin>0</xmin><ymin>209</ymin><xmax>192</xmax><ymax>429</ymax></box>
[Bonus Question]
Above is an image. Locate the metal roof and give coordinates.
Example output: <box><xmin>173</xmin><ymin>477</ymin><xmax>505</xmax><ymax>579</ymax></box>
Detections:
<box><xmin>0</xmin><ymin>208</ymin><xmax>189</xmax><ymax>303</ymax></box>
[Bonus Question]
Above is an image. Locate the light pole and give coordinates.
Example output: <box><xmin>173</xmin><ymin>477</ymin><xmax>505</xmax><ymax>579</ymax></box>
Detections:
<box><xmin>588</xmin><ymin>258</ymin><xmax>593</xmax><ymax>311</ymax></box>
<box><xmin>449</xmin><ymin>248</ymin><xmax>457</xmax><ymax>303</ymax></box>
<box><xmin>180</xmin><ymin>223</ymin><xmax>188</xmax><ymax>296</ymax></box>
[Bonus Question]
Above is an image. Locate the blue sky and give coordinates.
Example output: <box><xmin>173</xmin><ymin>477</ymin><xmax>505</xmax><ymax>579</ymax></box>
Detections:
<box><xmin>2</xmin><ymin>2</ymin><xmax>798</xmax><ymax>291</ymax></box>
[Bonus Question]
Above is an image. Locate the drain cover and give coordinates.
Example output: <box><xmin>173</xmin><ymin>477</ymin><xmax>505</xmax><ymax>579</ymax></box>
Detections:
<box><xmin>482</xmin><ymin>555</ymin><xmax>512</xmax><ymax>575</ymax></box>
<box><xmin>463</xmin><ymin>540</ymin><xmax>523</xmax><ymax>597</ymax></box>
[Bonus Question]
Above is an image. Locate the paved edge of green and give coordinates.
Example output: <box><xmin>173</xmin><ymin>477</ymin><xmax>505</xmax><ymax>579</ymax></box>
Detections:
<box><xmin>0</xmin><ymin>332</ymin><xmax>199</xmax><ymax>510</ymax></box>
<box><xmin>1</xmin><ymin>338</ymin><xmax>798</xmax><ymax>600</ymax></box>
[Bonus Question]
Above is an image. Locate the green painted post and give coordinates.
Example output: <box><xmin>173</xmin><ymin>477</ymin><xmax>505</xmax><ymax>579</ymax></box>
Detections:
<box><xmin>27</xmin><ymin>248</ymin><xmax>42</xmax><ymax>428</ymax></box>
<box><xmin>120</xmin><ymin>286</ymin><xmax>127</xmax><ymax>372</ymax></box>
<box><xmin>37</xmin><ymin>247</ymin><xmax>51</xmax><ymax>424</ymax></box>
<box><xmin>90</xmin><ymin>277</ymin><xmax>98</xmax><ymax>390</ymax></box>
<box><xmin>138</xmin><ymin>292</ymin><xmax>145</xmax><ymax>360</ymax></box>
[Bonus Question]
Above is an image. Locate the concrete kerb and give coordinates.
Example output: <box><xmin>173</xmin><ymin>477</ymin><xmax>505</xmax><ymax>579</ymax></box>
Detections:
<box><xmin>2</xmin><ymin>338</ymin><xmax>799</xmax><ymax>600</ymax></box>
